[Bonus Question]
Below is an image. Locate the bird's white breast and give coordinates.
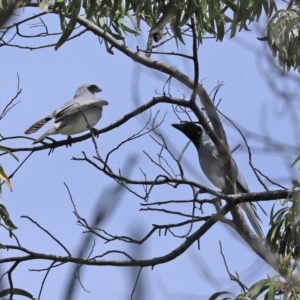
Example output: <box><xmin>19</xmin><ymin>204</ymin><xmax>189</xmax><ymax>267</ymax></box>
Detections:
<box><xmin>57</xmin><ymin>106</ymin><xmax>103</xmax><ymax>135</ymax></box>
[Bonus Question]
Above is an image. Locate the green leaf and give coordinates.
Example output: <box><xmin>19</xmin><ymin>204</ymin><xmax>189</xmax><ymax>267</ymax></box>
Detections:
<box><xmin>0</xmin><ymin>204</ymin><xmax>17</xmax><ymax>231</ymax></box>
<box><xmin>120</xmin><ymin>22</ymin><xmax>139</xmax><ymax>35</ymax></box>
<box><xmin>0</xmin><ymin>288</ymin><xmax>34</xmax><ymax>299</ymax></box>
<box><xmin>291</xmin><ymin>180</ymin><xmax>300</xmax><ymax>188</ymax></box>
<box><xmin>55</xmin><ymin>0</ymin><xmax>82</xmax><ymax>50</ymax></box>
<box><xmin>0</xmin><ymin>243</ymin><xmax>7</xmax><ymax>249</ymax></box>
<box><xmin>0</xmin><ymin>164</ymin><xmax>12</xmax><ymax>191</ymax></box>
<box><xmin>0</xmin><ymin>146</ymin><xmax>19</xmax><ymax>161</ymax></box>
<box><xmin>291</xmin><ymin>153</ymin><xmax>300</xmax><ymax>167</ymax></box>
<box><xmin>39</xmin><ymin>0</ymin><xmax>51</xmax><ymax>12</ymax></box>
<box><xmin>246</xmin><ymin>279</ymin><xmax>270</xmax><ymax>298</ymax></box>
<box><xmin>0</xmin><ymin>0</ymin><xmax>9</xmax><ymax>10</ymax></box>
<box><xmin>208</xmin><ymin>291</ymin><xmax>232</xmax><ymax>300</ymax></box>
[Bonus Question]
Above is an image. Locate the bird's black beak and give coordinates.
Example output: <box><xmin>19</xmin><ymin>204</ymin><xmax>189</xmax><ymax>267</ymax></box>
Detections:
<box><xmin>172</xmin><ymin>123</ymin><xmax>184</xmax><ymax>131</ymax></box>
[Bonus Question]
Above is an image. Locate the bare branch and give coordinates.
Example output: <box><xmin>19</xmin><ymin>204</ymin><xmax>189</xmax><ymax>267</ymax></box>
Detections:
<box><xmin>20</xmin><ymin>216</ymin><xmax>71</xmax><ymax>256</ymax></box>
<box><xmin>0</xmin><ymin>196</ymin><xmax>281</xmax><ymax>273</ymax></box>
<box><xmin>0</xmin><ymin>73</ymin><xmax>22</xmax><ymax>120</ymax></box>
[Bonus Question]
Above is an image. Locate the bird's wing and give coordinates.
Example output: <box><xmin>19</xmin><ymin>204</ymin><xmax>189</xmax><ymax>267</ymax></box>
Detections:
<box><xmin>232</xmin><ymin>158</ymin><xmax>250</xmax><ymax>192</ymax></box>
<box><xmin>201</xmin><ymin>137</ymin><xmax>220</xmax><ymax>160</ymax></box>
<box><xmin>24</xmin><ymin>98</ymin><xmax>95</xmax><ymax>134</ymax></box>
<box><xmin>232</xmin><ymin>158</ymin><xmax>264</xmax><ymax>239</ymax></box>
<box><xmin>54</xmin><ymin>98</ymin><xmax>108</xmax><ymax>122</ymax></box>
<box><xmin>240</xmin><ymin>202</ymin><xmax>264</xmax><ymax>239</ymax></box>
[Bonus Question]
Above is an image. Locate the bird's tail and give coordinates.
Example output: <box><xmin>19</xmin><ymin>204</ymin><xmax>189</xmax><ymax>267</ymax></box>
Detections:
<box><xmin>24</xmin><ymin>116</ymin><xmax>52</xmax><ymax>134</ymax></box>
<box><xmin>240</xmin><ymin>202</ymin><xmax>264</xmax><ymax>239</ymax></box>
<box><xmin>32</xmin><ymin>127</ymin><xmax>57</xmax><ymax>144</ymax></box>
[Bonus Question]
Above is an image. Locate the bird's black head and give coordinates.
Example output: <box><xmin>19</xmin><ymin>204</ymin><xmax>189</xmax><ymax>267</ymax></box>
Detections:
<box><xmin>87</xmin><ymin>84</ymin><xmax>102</xmax><ymax>94</ymax></box>
<box><xmin>172</xmin><ymin>122</ymin><xmax>203</xmax><ymax>147</ymax></box>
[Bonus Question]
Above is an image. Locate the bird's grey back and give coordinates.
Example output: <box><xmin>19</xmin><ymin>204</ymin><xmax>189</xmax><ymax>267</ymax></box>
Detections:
<box><xmin>53</xmin><ymin>85</ymin><xmax>98</xmax><ymax>118</ymax></box>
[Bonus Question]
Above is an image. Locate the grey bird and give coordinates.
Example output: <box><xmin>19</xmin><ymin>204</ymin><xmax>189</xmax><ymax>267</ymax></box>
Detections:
<box><xmin>24</xmin><ymin>84</ymin><xmax>109</xmax><ymax>143</ymax></box>
<box><xmin>172</xmin><ymin>122</ymin><xmax>264</xmax><ymax>239</ymax></box>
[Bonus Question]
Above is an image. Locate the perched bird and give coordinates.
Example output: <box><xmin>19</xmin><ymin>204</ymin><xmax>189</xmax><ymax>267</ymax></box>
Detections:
<box><xmin>24</xmin><ymin>84</ymin><xmax>109</xmax><ymax>143</ymax></box>
<box><xmin>172</xmin><ymin>122</ymin><xmax>264</xmax><ymax>239</ymax></box>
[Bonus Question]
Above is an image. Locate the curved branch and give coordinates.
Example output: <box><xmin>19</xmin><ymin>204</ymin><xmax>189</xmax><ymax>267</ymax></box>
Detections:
<box><xmin>0</xmin><ymin>96</ymin><xmax>189</xmax><ymax>154</ymax></box>
<box><xmin>74</xmin><ymin>150</ymin><xmax>291</xmax><ymax>202</ymax></box>
<box><xmin>0</xmin><ymin>201</ymin><xmax>246</xmax><ymax>267</ymax></box>
<box><xmin>0</xmin><ymin>194</ymin><xmax>286</xmax><ymax>282</ymax></box>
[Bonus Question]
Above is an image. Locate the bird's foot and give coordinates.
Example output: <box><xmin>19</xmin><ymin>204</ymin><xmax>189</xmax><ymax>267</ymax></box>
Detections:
<box><xmin>91</xmin><ymin>128</ymin><xmax>99</xmax><ymax>138</ymax></box>
<box><xmin>66</xmin><ymin>135</ymin><xmax>73</xmax><ymax>147</ymax></box>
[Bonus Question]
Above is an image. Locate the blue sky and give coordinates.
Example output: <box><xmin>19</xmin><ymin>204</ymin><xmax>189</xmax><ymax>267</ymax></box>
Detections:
<box><xmin>0</xmin><ymin>5</ymin><xmax>299</xmax><ymax>300</ymax></box>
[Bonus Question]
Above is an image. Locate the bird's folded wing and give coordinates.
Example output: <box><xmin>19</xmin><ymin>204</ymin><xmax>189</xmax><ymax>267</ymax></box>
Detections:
<box><xmin>24</xmin><ymin>114</ymin><xmax>53</xmax><ymax>134</ymax></box>
<box><xmin>54</xmin><ymin>99</ymin><xmax>108</xmax><ymax>121</ymax></box>
<box><xmin>202</xmin><ymin>138</ymin><xmax>220</xmax><ymax>159</ymax></box>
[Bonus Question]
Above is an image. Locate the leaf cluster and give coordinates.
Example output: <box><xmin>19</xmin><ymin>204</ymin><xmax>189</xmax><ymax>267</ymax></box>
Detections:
<box><xmin>0</xmin><ymin>148</ymin><xmax>17</xmax><ymax>233</ymax></box>
<box><xmin>267</xmin><ymin>8</ymin><xmax>300</xmax><ymax>71</ymax></box>
<box><xmin>32</xmin><ymin>1</ymin><xmax>278</xmax><ymax>49</ymax></box>
<box><xmin>267</xmin><ymin>191</ymin><xmax>300</xmax><ymax>260</ymax></box>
